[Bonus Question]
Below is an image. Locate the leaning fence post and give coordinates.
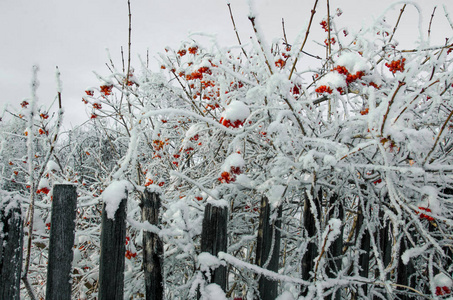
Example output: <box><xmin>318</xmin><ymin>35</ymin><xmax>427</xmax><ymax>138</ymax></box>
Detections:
<box><xmin>141</xmin><ymin>189</ymin><xmax>164</xmax><ymax>300</ymax></box>
<box><xmin>0</xmin><ymin>192</ymin><xmax>23</xmax><ymax>300</ymax></box>
<box><xmin>256</xmin><ymin>196</ymin><xmax>282</xmax><ymax>300</ymax></box>
<box><xmin>200</xmin><ymin>202</ymin><xmax>228</xmax><ymax>290</ymax></box>
<box><xmin>98</xmin><ymin>188</ymin><xmax>127</xmax><ymax>300</ymax></box>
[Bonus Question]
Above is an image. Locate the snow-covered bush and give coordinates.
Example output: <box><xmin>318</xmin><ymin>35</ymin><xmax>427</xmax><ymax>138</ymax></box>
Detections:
<box><xmin>6</xmin><ymin>2</ymin><xmax>453</xmax><ymax>299</ymax></box>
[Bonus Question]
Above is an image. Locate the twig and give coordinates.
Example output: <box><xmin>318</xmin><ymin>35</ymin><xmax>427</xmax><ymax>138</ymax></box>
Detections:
<box><xmin>227</xmin><ymin>3</ymin><xmax>248</xmax><ymax>58</ymax></box>
<box><xmin>428</xmin><ymin>6</ymin><xmax>437</xmax><ymax>38</ymax></box>
<box><xmin>248</xmin><ymin>16</ymin><xmax>273</xmax><ymax>75</ymax></box>
<box><xmin>22</xmin><ymin>277</ymin><xmax>37</xmax><ymax>300</ymax></box>
<box><xmin>423</xmin><ymin>108</ymin><xmax>453</xmax><ymax>166</ymax></box>
<box><xmin>282</xmin><ymin>18</ymin><xmax>288</xmax><ymax>46</ymax></box>
<box><xmin>326</xmin><ymin>0</ymin><xmax>332</xmax><ymax>57</ymax></box>
<box><xmin>313</xmin><ymin>225</ymin><xmax>333</xmax><ymax>281</ymax></box>
<box><xmin>381</xmin><ymin>81</ymin><xmax>405</xmax><ymax>135</ymax></box>
<box><xmin>393</xmin><ymin>80</ymin><xmax>439</xmax><ymax>123</ymax></box>
<box><xmin>388</xmin><ymin>4</ymin><xmax>406</xmax><ymax>44</ymax></box>
<box><xmin>22</xmin><ymin>65</ymin><xmax>39</xmax><ymax>300</ymax></box>
<box><xmin>288</xmin><ymin>0</ymin><xmax>319</xmax><ymax>80</ymax></box>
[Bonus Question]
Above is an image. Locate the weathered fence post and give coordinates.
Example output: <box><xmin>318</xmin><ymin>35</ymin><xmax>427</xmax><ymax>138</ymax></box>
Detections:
<box><xmin>326</xmin><ymin>193</ymin><xmax>343</xmax><ymax>300</ymax></box>
<box><xmin>0</xmin><ymin>192</ymin><xmax>23</xmax><ymax>300</ymax></box>
<box><xmin>256</xmin><ymin>196</ymin><xmax>282</xmax><ymax>300</ymax></box>
<box><xmin>46</xmin><ymin>184</ymin><xmax>78</xmax><ymax>300</ymax></box>
<box><xmin>354</xmin><ymin>201</ymin><xmax>371</xmax><ymax>298</ymax></box>
<box><xmin>396</xmin><ymin>238</ymin><xmax>416</xmax><ymax>300</ymax></box>
<box><xmin>200</xmin><ymin>202</ymin><xmax>228</xmax><ymax>290</ymax></box>
<box><xmin>141</xmin><ymin>189</ymin><xmax>164</xmax><ymax>300</ymax></box>
<box><xmin>300</xmin><ymin>189</ymin><xmax>321</xmax><ymax>296</ymax></box>
<box><xmin>98</xmin><ymin>191</ymin><xmax>127</xmax><ymax>300</ymax></box>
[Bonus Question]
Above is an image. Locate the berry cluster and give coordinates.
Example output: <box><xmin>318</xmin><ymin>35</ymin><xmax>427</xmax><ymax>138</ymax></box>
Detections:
<box><xmin>436</xmin><ymin>286</ymin><xmax>451</xmax><ymax>296</ymax></box>
<box><xmin>417</xmin><ymin>206</ymin><xmax>434</xmax><ymax>221</ymax></box>
<box><xmin>385</xmin><ymin>58</ymin><xmax>406</xmax><ymax>74</ymax></box>
<box><xmin>100</xmin><ymin>85</ymin><xmax>113</xmax><ymax>96</ymax></box>
<box><xmin>320</xmin><ymin>20</ymin><xmax>330</xmax><ymax>32</ymax></box>
<box><xmin>219</xmin><ymin>117</ymin><xmax>245</xmax><ymax>128</ymax></box>
<box><xmin>125</xmin><ymin>250</ymin><xmax>137</xmax><ymax>260</ymax></box>
<box><xmin>218</xmin><ymin>166</ymin><xmax>242</xmax><ymax>184</ymax></box>
<box><xmin>315</xmin><ymin>85</ymin><xmax>333</xmax><ymax>94</ymax></box>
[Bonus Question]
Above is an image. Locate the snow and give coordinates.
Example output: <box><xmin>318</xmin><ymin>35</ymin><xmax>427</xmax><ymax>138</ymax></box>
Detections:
<box><xmin>102</xmin><ymin>180</ymin><xmax>131</xmax><ymax>219</ymax></box>
<box><xmin>267</xmin><ymin>185</ymin><xmax>286</xmax><ymax>209</ymax></box>
<box><xmin>434</xmin><ymin>273</ymin><xmax>453</xmax><ymax>288</ymax></box>
<box><xmin>401</xmin><ymin>244</ymin><xmax>429</xmax><ymax>265</ymax></box>
<box><xmin>220</xmin><ymin>100</ymin><xmax>250</xmax><ymax>122</ymax></box>
<box><xmin>220</xmin><ymin>152</ymin><xmax>245</xmax><ymax>173</ymax></box>
<box><xmin>203</xmin><ymin>283</ymin><xmax>227</xmax><ymax>300</ymax></box>
<box><xmin>276</xmin><ymin>291</ymin><xmax>295</xmax><ymax>300</ymax></box>
<box><xmin>316</xmin><ymin>72</ymin><xmax>346</xmax><ymax>89</ymax></box>
<box><xmin>46</xmin><ymin>160</ymin><xmax>60</xmax><ymax>173</ymax></box>
<box><xmin>38</xmin><ymin>177</ymin><xmax>50</xmax><ymax>190</ymax></box>
<box><xmin>418</xmin><ymin>186</ymin><xmax>441</xmax><ymax>215</ymax></box>
<box><xmin>198</xmin><ymin>252</ymin><xmax>223</xmax><ymax>271</ymax></box>
<box><xmin>335</xmin><ymin>52</ymin><xmax>370</xmax><ymax>74</ymax></box>
<box><xmin>186</xmin><ymin>123</ymin><xmax>203</xmax><ymax>139</ymax></box>
<box><xmin>235</xmin><ymin>174</ymin><xmax>252</xmax><ymax>188</ymax></box>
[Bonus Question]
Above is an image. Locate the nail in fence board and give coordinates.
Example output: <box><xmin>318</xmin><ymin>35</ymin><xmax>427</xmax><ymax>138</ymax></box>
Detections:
<box><xmin>0</xmin><ymin>194</ymin><xmax>23</xmax><ymax>300</ymax></box>
<box><xmin>98</xmin><ymin>193</ymin><xmax>127</xmax><ymax>300</ymax></box>
<box><xmin>141</xmin><ymin>189</ymin><xmax>164</xmax><ymax>300</ymax></box>
<box><xmin>46</xmin><ymin>184</ymin><xmax>78</xmax><ymax>300</ymax></box>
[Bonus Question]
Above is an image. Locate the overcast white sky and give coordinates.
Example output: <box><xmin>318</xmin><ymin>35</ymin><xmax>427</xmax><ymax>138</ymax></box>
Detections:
<box><xmin>1</xmin><ymin>0</ymin><xmax>451</xmax><ymax>128</ymax></box>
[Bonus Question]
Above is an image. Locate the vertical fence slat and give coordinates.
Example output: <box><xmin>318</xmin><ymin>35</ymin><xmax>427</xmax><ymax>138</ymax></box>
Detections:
<box><xmin>256</xmin><ymin>196</ymin><xmax>282</xmax><ymax>300</ymax></box>
<box><xmin>300</xmin><ymin>189</ymin><xmax>321</xmax><ymax>296</ymax></box>
<box><xmin>326</xmin><ymin>194</ymin><xmax>343</xmax><ymax>300</ymax></box>
<box><xmin>397</xmin><ymin>238</ymin><xmax>416</xmax><ymax>300</ymax></box>
<box><xmin>98</xmin><ymin>193</ymin><xmax>127</xmax><ymax>300</ymax></box>
<box><xmin>354</xmin><ymin>202</ymin><xmax>370</xmax><ymax>298</ymax></box>
<box><xmin>45</xmin><ymin>184</ymin><xmax>78</xmax><ymax>299</ymax></box>
<box><xmin>0</xmin><ymin>194</ymin><xmax>23</xmax><ymax>300</ymax></box>
<box><xmin>200</xmin><ymin>203</ymin><xmax>228</xmax><ymax>290</ymax></box>
<box><xmin>142</xmin><ymin>189</ymin><xmax>164</xmax><ymax>300</ymax></box>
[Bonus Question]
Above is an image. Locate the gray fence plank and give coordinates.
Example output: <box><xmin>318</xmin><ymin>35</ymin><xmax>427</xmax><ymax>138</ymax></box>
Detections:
<box><xmin>142</xmin><ymin>189</ymin><xmax>164</xmax><ymax>300</ymax></box>
<box><xmin>98</xmin><ymin>193</ymin><xmax>127</xmax><ymax>300</ymax></box>
<box><xmin>46</xmin><ymin>184</ymin><xmax>78</xmax><ymax>300</ymax></box>
<box><xmin>200</xmin><ymin>203</ymin><xmax>228</xmax><ymax>290</ymax></box>
<box><xmin>256</xmin><ymin>196</ymin><xmax>282</xmax><ymax>300</ymax></box>
<box><xmin>0</xmin><ymin>193</ymin><xmax>23</xmax><ymax>300</ymax></box>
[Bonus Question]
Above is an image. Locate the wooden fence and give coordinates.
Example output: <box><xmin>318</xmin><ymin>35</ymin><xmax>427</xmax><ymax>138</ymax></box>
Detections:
<box><xmin>0</xmin><ymin>184</ymin><xmax>421</xmax><ymax>299</ymax></box>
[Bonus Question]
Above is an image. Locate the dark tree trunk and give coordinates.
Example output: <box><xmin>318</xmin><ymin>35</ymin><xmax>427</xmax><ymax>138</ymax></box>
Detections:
<box><xmin>256</xmin><ymin>196</ymin><xmax>282</xmax><ymax>300</ymax></box>
<box><xmin>141</xmin><ymin>189</ymin><xmax>164</xmax><ymax>300</ymax></box>
<box><xmin>98</xmin><ymin>193</ymin><xmax>127</xmax><ymax>300</ymax></box>
<box><xmin>46</xmin><ymin>184</ymin><xmax>78</xmax><ymax>300</ymax></box>
<box><xmin>0</xmin><ymin>193</ymin><xmax>23</xmax><ymax>300</ymax></box>
<box><xmin>200</xmin><ymin>203</ymin><xmax>228</xmax><ymax>291</ymax></box>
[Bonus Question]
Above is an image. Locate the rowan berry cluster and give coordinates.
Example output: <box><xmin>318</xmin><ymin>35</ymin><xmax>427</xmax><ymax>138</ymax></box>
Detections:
<box><xmin>100</xmin><ymin>85</ymin><xmax>113</xmax><ymax>96</ymax></box>
<box><xmin>436</xmin><ymin>286</ymin><xmax>451</xmax><ymax>296</ymax></box>
<box><xmin>315</xmin><ymin>85</ymin><xmax>333</xmax><ymax>94</ymax></box>
<box><xmin>219</xmin><ymin>117</ymin><xmax>245</xmax><ymax>128</ymax></box>
<box><xmin>385</xmin><ymin>58</ymin><xmax>406</xmax><ymax>73</ymax></box>
<box><xmin>417</xmin><ymin>207</ymin><xmax>434</xmax><ymax>221</ymax></box>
